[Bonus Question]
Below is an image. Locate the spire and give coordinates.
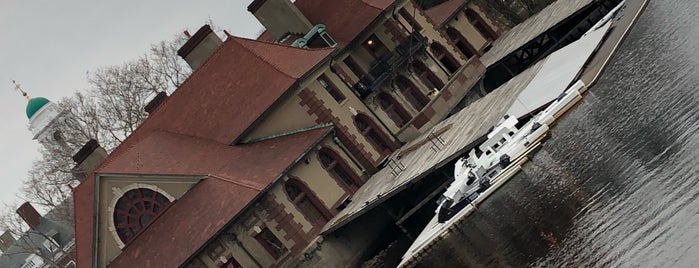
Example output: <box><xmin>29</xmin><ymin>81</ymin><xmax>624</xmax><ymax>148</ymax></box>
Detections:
<box><xmin>12</xmin><ymin>80</ymin><xmax>31</xmax><ymax>101</ymax></box>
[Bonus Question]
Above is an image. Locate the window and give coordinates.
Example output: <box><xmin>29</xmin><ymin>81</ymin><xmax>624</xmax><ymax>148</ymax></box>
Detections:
<box><xmin>378</xmin><ymin>93</ymin><xmax>411</xmax><ymax>127</ymax></box>
<box><xmin>220</xmin><ymin>257</ymin><xmax>241</xmax><ymax>268</ymax></box>
<box><xmin>21</xmin><ymin>260</ymin><xmax>37</xmax><ymax>268</ymax></box>
<box><xmin>464</xmin><ymin>9</ymin><xmax>498</xmax><ymax>41</ymax></box>
<box><xmin>255</xmin><ymin>228</ymin><xmax>288</xmax><ymax>259</ymax></box>
<box><xmin>355</xmin><ymin>114</ymin><xmax>393</xmax><ymax>153</ymax></box>
<box><xmin>396</xmin><ymin>75</ymin><xmax>429</xmax><ymax>110</ymax></box>
<box><xmin>412</xmin><ymin>61</ymin><xmax>444</xmax><ymax>90</ymax></box>
<box><xmin>318</xmin><ymin>75</ymin><xmax>345</xmax><ymax>102</ymax></box>
<box><xmin>21</xmin><ymin>255</ymin><xmax>43</xmax><ymax>268</ymax></box>
<box><xmin>399</xmin><ymin>8</ymin><xmax>422</xmax><ymax>31</ymax></box>
<box><xmin>446</xmin><ymin>27</ymin><xmax>478</xmax><ymax>58</ymax></box>
<box><xmin>344</xmin><ymin>56</ymin><xmax>366</xmax><ymax>79</ymax></box>
<box><xmin>320</xmin><ymin>32</ymin><xmax>337</xmax><ymax>47</ymax></box>
<box><xmin>206</xmin><ymin>240</ymin><xmax>226</xmax><ymax>264</ymax></box>
<box><xmin>43</xmin><ymin>239</ymin><xmax>58</xmax><ymax>252</ymax></box>
<box><xmin>319</xmin><ymin>148</ymin><xmax>362</xmax><ymax>192</ymax></box>
<box><xmin>430</xmin><ymin>43</ymin><xmax>460</xmax><ymax>74</ymax></box>
<box><xmin>285</xmin><ymin>178</ymin><xmax>332</xmax><ymax>225</ymax></box>
<box><xmin>363</xmin><ymin>34</ymin><xmax>389</xmax><ymax>59</ymax></box>
<box><xmin>113</xmin><ymin>188</ymin><xmax>171</xmax><ymax>244</ymax></box>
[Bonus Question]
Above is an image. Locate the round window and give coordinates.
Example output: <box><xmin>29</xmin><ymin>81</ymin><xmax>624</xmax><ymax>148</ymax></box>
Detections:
<box><xmin>112</xmin><ymin>188</ymin><xmax>171</xmax><ymax>243</ymax></box>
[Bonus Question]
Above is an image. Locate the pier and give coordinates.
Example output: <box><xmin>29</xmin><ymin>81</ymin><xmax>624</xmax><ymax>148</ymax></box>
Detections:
<box><xmin>316</xmin><ymin>0</ymin><xmax>650</xmax><ymax>266</ymax></box>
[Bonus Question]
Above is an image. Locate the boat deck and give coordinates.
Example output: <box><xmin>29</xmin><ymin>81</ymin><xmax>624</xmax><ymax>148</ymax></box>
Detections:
<box><xmin>321</xmin><ymin>60</ymin><xmax>545</xmax><ymax>234</ymax></box>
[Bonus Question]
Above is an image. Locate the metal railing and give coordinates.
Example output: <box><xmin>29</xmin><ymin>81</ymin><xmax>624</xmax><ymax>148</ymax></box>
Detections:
<box><xmin>353</xmin><ymin>32</ymin><xmax>428</xmax><ymax>98</ymax></box>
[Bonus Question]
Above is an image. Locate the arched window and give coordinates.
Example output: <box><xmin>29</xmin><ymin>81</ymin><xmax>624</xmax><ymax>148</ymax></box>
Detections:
<box><xmin>113</xmin><ymin>188</ymin><xmax>171</xmax><ymax>244</ymax></box>
<box><xmin>446</xmin><ymin>27</ymin><xmax>478</xmax><ymax>58</ymax></box>
<box><xmin>430</xmin><ymin>43</ymin><xmax>460</xmax><ymax>74</ymax></box>
<box><xmin>378</xmin><ymin>92</ymin><xmax>411</xmax><ymax>127</ymax></box>
<box><xmin>396</xmin><ymin>75</ymin><xmax>429</xmax><ymax>110</ymax></box>
<box><xmin>285</xmin><ymin>178</ymin><xmax>332</xmax><ymax>226</ymax></box>
<box><xmin>319</xmin><ymin>148</ymin><xmax>363</xmax><ymax>192</ymax></box>
<box><xmin>412</xmin><ymin>61</ymin><xmax>444</xmax><ymax>90</ymax></box>
<box><xmin>354</xmin><ymin>113</ymin><xmax>394</xmax><ymax>154</ymax></box>
<box><xmin>464</xmin><ymin>9</ymin><xmax>498</xmax><ymax>41</ymax></box>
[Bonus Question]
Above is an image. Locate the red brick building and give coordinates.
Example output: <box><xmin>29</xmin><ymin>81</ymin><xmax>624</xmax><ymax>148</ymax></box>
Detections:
<box><xmin>71</xmin><ymin>0</ymin><xmax>502</xmax><ymax>267</ymax></box>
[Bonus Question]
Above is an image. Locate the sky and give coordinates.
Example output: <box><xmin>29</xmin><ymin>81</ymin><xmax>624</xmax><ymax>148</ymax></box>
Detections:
<box><xmin>0</xmin><ymin>0</ymin><xmax>262</xmax><ymax>211</ymax></box>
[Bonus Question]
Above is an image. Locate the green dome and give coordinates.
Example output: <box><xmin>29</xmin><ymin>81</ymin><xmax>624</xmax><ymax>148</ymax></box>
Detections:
<box><xmin>26</xmin><ymin>97</ymin><xmax>50</xmax><ymax>119</ymax></box>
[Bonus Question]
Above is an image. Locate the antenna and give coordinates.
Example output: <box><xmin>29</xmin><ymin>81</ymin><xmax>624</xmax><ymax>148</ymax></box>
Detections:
<box><xmin>12</xmin><ymin>80</ymin><xmax>30</xmax><ymax>101</ymax></box>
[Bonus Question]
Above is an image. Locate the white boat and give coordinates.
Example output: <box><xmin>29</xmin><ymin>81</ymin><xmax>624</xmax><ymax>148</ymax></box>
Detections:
<box><xmin>436</xmin><ymin>81</ymin><xmax>586</xmax><ymax>223</ymax></box>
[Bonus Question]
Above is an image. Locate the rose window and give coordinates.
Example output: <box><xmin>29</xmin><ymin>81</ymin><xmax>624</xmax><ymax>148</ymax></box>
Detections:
<box><xmin>113</xmin><ymin>188</ymin><xmax>171</xmax><ymax>244</ymax></box>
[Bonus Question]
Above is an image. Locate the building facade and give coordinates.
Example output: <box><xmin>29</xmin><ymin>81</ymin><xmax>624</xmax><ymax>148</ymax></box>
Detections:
<box><xmin>71</xmin><ymin>0</ymin><xmax>503</xmax><ymax>267</ymax></box>
<box><xmin>0</xmin><ymin>202</ymin><xmax>76</xmax><ymax>268</ymax></box>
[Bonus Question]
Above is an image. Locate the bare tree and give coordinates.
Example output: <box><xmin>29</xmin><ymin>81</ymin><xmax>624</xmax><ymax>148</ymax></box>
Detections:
<box><xmin>2</xmin><ymin>33</ymin><xmax>193</xmax><ymax>234</ymax></box>
<box><xmin>0</xmin><ymin>204</ymin><xmax>73</xmax><ymax>267</ymax></box>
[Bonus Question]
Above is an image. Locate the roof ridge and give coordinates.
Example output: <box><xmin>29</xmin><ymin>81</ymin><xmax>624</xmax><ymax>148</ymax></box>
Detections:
<box><xmin>242</xmin><ymin>123</ymin><xmax>333</xmax><ymax>144</ymax></box>
<box><xmin>231</xmin><ymin>36</ymin><xmax>335</xmax><ymax>79</ymax></box>
<box><xmin>230</xmin><ymin>37</ymin><xmax>297</xmax><ymax>79</ymax></box>
<box><xmin>207</xmin><ymin>174</ymin><xmax>265</xmax><ymax>191</ymax></box>
<box><xmin>89</xmin><ymin>37</ymin><xmax>234</xmax><ymax>176</ymax></box>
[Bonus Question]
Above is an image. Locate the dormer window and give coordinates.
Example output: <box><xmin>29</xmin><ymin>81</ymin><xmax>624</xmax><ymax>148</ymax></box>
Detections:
<box><xmin>292</xmin><ymin>24</ymin><xmax>337</xmax><ymax>48</ymax></box>
<box><xmin>320</xmin><ymin>32</ymin><xmax>337</xmax><ymax>47</ymax></box>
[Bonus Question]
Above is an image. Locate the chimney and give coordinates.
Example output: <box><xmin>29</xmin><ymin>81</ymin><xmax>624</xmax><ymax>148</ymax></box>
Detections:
<box><xmin>72</xmin><ymin>139</ymin><xmax>108</xmax><ymax>181</ymax></box>
<box><xmin>16</xmin><ymin>202</ymin><xmax>41</xmax><ymax>230</ymax></box>
<box><xmin>144</xmin><ymin>91</ymin><xmax>167</xmax><ymax>114</ymax></box>
<box><xmin>0</xmin><ymin>231</ymin><xmax>15</xmax><ymax>252</ymax></box>
<box><xmin>177</xmin><ymin>25</ymin><xmax>223</xmax><ymax>69</ymax></box>
<box><xmin>248</xmin><ymin>0</ymin><xmax>313</xmax><ymax>41</ymax></box>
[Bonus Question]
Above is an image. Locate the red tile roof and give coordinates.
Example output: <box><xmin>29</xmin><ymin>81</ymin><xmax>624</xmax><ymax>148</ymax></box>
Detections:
<box><xmin>73</xmin><ymin>34</ymin><xmax>336</xmax><ymax>267</ymax></box>
<box><xmin>424</xmin><ymin>0</ymin><xmax>466</xmax><ymax>26</ymax></box>
<box><xmin>74</xmin><ymin>128</ymin><xmax>331</xmax><ymax>267</ymax></box>
<box><xmin>257</xmin><ymin>0</ymin><xmax>393</xmax><ymax>44</ymax></box>
<box><xmin>107</xmin><ymin>176</ymin><xmax>258</xmax><ymax>268</ymax></box>
<box><xmin>145</xmin><ymin>36</ymin><xmax>333</xmax><ymax>145</ymax></box>
<box><xmin>102</xmin><ymin>128</ymin><xmax>331</xmax><ymax>267</ymax></box>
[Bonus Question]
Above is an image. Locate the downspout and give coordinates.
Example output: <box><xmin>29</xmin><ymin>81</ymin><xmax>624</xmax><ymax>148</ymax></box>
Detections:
<box><xmin>332</xmin><ymin>134</ymin><xmax>367</xmax><ymax>178</ymax></box>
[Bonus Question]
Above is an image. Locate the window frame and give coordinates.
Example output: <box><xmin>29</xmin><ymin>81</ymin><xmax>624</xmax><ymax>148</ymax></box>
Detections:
<box><xmin>318</xmin><ymin>148</ymin><xmax>363</xmax><ymax>192</ymax></box>
<box><xmin>284</xmin><ymin>178</ymin><xmax>333</xmax><ymax>226</ymax></box>
<box><xmin>396</xmin><ymin>75</ymin><xmax>429</xmax><ymax>110</ymax></box>
<box><xmin>377</xmin><ymin>92</ymin><xmax>411</xmax><ymax>127</ymax></box>
<box><xmin>318</xmin><ymin>74</ymin><xmax>346</xmax><ymax>103</ymax></box>
<box><xmin>412</xmin><ymin>61</ymin><xmax>444</xmax><ymax>90</ymax></box>
<box><xmin>254</xmin><ymin>227</ymin><xmax>288</xmax><ymax>260</ymax></box>
<box><xmin>430</xmin><ymin>42</ymin><xmax>460</xmax><ymax>74</ymax></box>
<box><xmin>354</xmin><ymin>113</ymin><xmax>395</xmax><ymax>154</ymax></box>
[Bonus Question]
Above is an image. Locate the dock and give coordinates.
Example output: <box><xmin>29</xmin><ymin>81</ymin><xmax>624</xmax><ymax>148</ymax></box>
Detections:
<box><xmin>322</xmin><ymin>1</ymin><xmax>620</xmax><ymax>235</ymax></box>
<box><xmin>318</xmin><ymin>0</ymin><xmax>650</xmax><ymax>265</ymax></box>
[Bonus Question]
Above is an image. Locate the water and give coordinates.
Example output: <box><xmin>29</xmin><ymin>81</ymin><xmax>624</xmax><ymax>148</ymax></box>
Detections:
<box><xmin>416</xmin><ymin>0</ymin><xmax>699</xmax><ymax>267</ymax></box>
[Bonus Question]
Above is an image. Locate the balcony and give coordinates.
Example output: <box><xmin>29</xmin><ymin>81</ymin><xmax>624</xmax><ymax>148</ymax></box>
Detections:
<box><xmin>353</xmin><ymin>32</ymin><xmax>428</xmax><ymax>98</ymax></box>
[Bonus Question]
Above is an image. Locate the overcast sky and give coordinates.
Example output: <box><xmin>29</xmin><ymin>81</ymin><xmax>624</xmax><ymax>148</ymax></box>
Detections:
<box><xmin>0</xmin><ymin>0</ymin><xmax>262</xmax><ymax>211</ymax></box>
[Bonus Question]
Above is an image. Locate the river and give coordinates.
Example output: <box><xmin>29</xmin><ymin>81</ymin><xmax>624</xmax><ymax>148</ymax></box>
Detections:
<box><xmin>415</xmin><ymin>0</ymin><xmax>699</xmax><ymax>266</ymax></box>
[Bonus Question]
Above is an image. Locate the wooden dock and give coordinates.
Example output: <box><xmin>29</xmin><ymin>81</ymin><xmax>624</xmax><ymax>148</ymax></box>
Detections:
<box><xmin>480</xmin><ymin>0</ymin><xmax>597</xmax><ymax>67</ymax></box>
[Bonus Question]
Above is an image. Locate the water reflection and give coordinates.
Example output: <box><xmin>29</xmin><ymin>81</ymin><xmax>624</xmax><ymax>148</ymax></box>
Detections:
<box><xmin>415</xmin><ymin>0</ymin><xmax>699</xmax><ymax>266</ymax></box>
